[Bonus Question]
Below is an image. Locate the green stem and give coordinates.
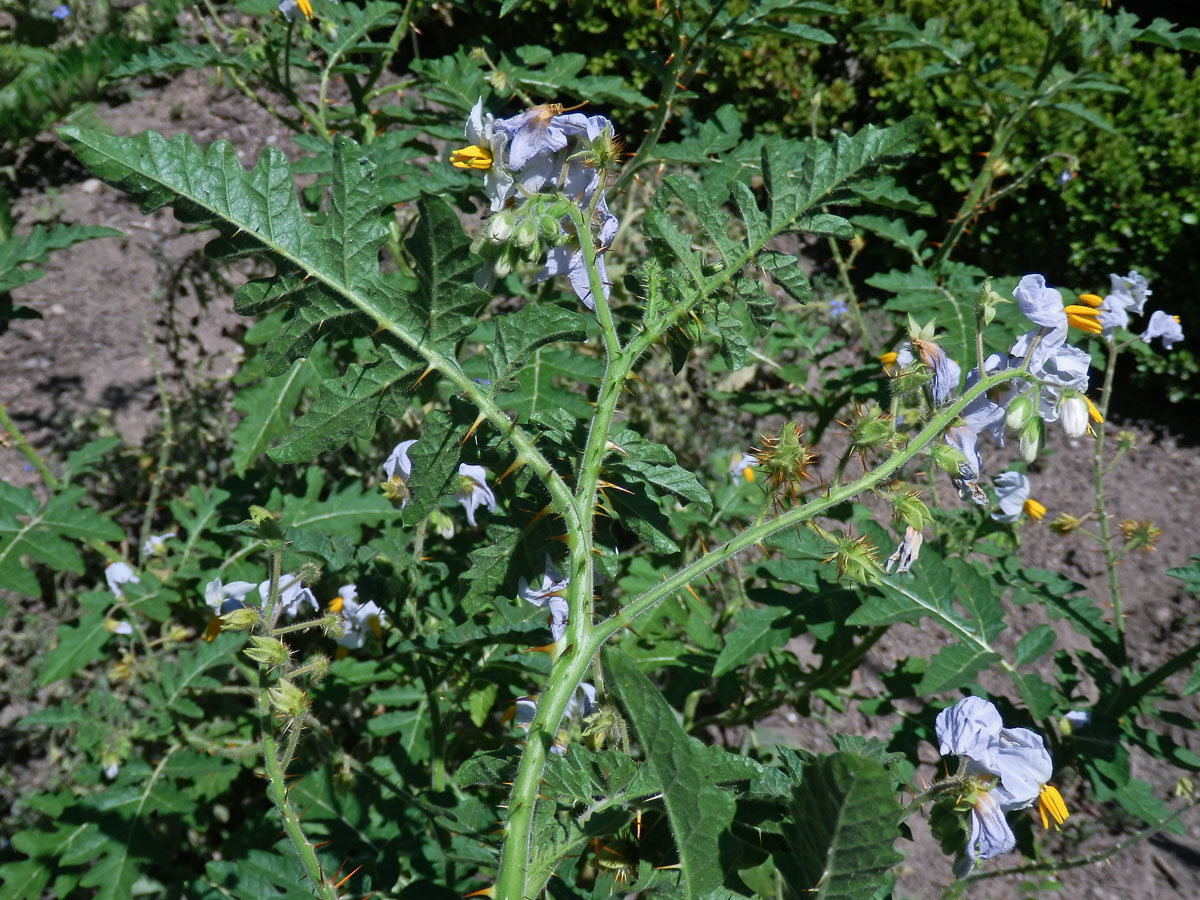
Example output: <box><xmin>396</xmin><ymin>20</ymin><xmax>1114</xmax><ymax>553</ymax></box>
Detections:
<box><xmin>1091</xmin><ymin>338</ymin><xmax>1128</xmax><ymax>677</ymax></box>
<box><xmin>137</xmin><ymin>312</ymin><xmax>173</xmax><ymax>569</ymax></box>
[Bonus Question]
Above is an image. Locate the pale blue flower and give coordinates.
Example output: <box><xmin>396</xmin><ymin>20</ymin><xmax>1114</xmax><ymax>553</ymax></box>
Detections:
<box><xmin>456</xmin><ymin>463</ymin><xmax>496</xmax><ymax>526</ymax></box>
<box><xmin>51</xmin><ymin>5</ymin><xmax>69</xmax><ymax>19</ymax></box>
<box><xmin>384</xmin><ymin>439</ymin><xmax>416</xmax><ymax>481</ymax></box>
<box><xmin>936</xmin><ymin>695</ymin><xmax>1002</xmax><ymax>763</ymax></box>
<box><xmin>991</xmin><ymin>472</ymin><xmax>1030</xmax><ymax>523</ymax></box>
<box><xmin>258</xmin><ymin>573</ymin><xmax>318</xmax><ymax>618</ymax></box>
<box><xmin>532</xmin><ymin>197</ymin><xmax>617</xmax><ymax>309</ymax></box>
<box><xmin>1098</xmin><ymin>271</ymin><xmax>1151</xmax><ymax>337</ymax></box>
<box><xmin>1141</xmin><ymin>310</ymin><xmax>1183</xmax><ymax>350</ymax></box>
<box><xmin>829</xmin><ymin>298</ymin><xmax>848</xmax><ymax>318</ymax></box>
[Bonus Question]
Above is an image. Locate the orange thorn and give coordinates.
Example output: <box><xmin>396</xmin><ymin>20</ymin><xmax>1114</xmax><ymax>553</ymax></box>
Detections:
<box><xmin>495</xmin><ymin>456</ymin><xmax>525</xmax><ymax>483</ymax></box>
<box><xmin>460</xmin><ymin>413</ymin><xmax>486</xmax><ymax>447</ymax></box>
<box><xmin>333</xmin><ymin>865</ymin><xmax>363</xmax><ymax>890</ymax></box>
<box><xmin>411</xmin><ymin>365</ymin><xmax>435</xmax><ymax>389</ymax></box>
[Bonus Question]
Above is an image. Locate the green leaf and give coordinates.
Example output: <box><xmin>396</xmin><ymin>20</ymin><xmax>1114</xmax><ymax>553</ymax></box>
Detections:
<box><xmin>916</xmin><ymin>643</ymin><xmax>1001</xmax><ymax>695</ymax></box>
<box><xmin>230</xmin><ymin>355</ymin><xmax>323</xmax><ymax>474</ymax></box>
<box><xmin>107</xmin><ymin>42</ymin><xmax>244</xmax><ymax>79</ymax></box>
<box><xmin>486</xmin><ymin>304</ymin><xmax>588</xmax><ymax>390</ymax></box>
<box><xmin>1013</xmin><ymin>624</ymin><xmax>1056</xmax><ymax>666</ymax></box>
<box><xmin>712</xmin><ymin>607</ymin><xmax>793</xmax><ymax>677</ymax></box>
<box><xmin>401</xmin><ymin>404</ymin><xmax>471</xmax><ymax>526</ymax></box>
<box><xmin>604</xmin><ymin>647</ymin><xmax>748</xmax><ymax>896</ymax></box>
<box><xmin>780</xmin><ymin>753</ymin><xmax>904</xmax><ymax>899</ymax></box>
<box><xmin>39</xmin><ymin>597</ymin><xmax>111</xmax><ymax>686</ymax></box>
<box><xmin>278</xmin><ymin>466</ymin><xmax>392</xmax><ymax>542</ymax></box>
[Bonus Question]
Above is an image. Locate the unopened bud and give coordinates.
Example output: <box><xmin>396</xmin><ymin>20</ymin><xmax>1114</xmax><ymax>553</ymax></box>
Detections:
<box><xmin>485</xmin><ymin>212</ymin><xmax>515</xmax><ymax>244</ymax></box>
<box><xmin>1049</xmin><ymin>513</ymin><xmax>1083</xmax><ymax>534</ymax></box>
<box><xmin>513</xmin><ymin>217</ymin><xmax>538</xmax><ymax>250</ymax></box>
<box><xmin>539</xmin><ymin>214</ymin><xmax>564</xmax><ymax>244</ymax></box>
<box><xmin>1020</xmin><ymin>420</ymin><xmax>1042</xmax><ymax>462</ymax></box>
<box><xmin>849</xmin><ymin>407</ymin><xmax>894</xmax><ymax>452</ymax></box>
<box><xmin>268</xmin><ymin>678</ymin><xmax>309</xmax><ymax>719</ymax></box>
<box><xmin>1059</xmin><ymin>393</ymin><xmax>1088</xmax><ymax>438</ymax></box>
<box><xmin>928</xmin><ymin>442</ymin><xmax>964</xmax><ymax>475</ymax></box>
<box><xmin>1005</xmin><ymin>396</ymin><xmax>1034</xmax><ymax>432</ymax></box>
<box><xmin>222</xmin><ymin>606</ymin><xmax>261</xmax><ymax>631</ymax></box>
<box><xmin>245</xmin><ymin>636</ymin><xmax>291</xmax><ymax>669</ymax></box>
<box><xmin>889</xmin><ymin>491</ymin><xmax>932</xmax><ymax>531</ymax></box>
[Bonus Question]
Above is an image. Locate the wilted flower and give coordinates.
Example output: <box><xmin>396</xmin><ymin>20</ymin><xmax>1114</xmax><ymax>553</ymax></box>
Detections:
<box><xmin>259</xmin><ymin>573</ymin><xmax>319</xmax><ymax>618</ymax></box>
<box><xmin>944</xmin><ymin>425</ymin><xmax>986</xmax><ymax>505</ymax></box>
<box><xmin>105</xmin><ymin>561</ymin><xmax>139</xmax><ymax>597</ymax></box>
<box><xmin>991</xmin><ymin>471</ymin><xmax>1045</xmax><ymax>523</ymax></box>
<box><xmin>936</xmin><ymin>696</ymin><xmax>1069</xmax><ymax>877</ymax></box>
<box><xmin>142</xmin><ymin>531</ymin><xmax>176</xmax><ymax>556</ymax></box>
<box><xmin>531</xmin><ymin>199</ymin><xmax>618</xmax><ymax>309</ymax></box>
<box><xmin>884</xmin><ymin>526</ymin><xmax>923</xmax><ymax>574</ymax></box>
<box><xmin>519</xmin><ymin>557</ymin><xmax>569</xmax><ymax>648</ymax></box>
<box><xmin>1141</xmin><ymin>311</ymin><xmax>1183</xmax><ymax>350</ymax></box>
<box><xmin>1097</xmin><ymin>271</ymin><xmax>1152</xmax><ymax>336</ymax></box>
<box><xmin>329</xmin><ymin>584</ymin><xmax>386</xmax><ymax>649</ymax></box>
<box><xmin>456</xmin><ymin>463</ymin><xmax>496</xmax><ymax>526</ymax></box>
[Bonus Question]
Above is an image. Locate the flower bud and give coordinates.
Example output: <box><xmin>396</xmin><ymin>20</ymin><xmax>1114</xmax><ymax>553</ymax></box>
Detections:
<box><xmin>849</xmin><ymin>406</ymin><xmax>895</xmax><ymax>453</ymax></box>
<box><xmin>222</xmin><ymin>606</ymin><xmax>261</xmax><ymax>631</ymax></box>
<box><xmin>268</xmin><ymin>678</ymin><xmax>309</xmax><ymax>720</ymax></box>
<box><xmin>245</xmin><ymin>636</ymin><xmax>291</xmax><ymax>669</ymax></box>
<box><xmin>513</xmin><ymin>217</ymin><xmax>539</xmax><ymax>250</ymax></box>
<box><xmin>492</xmin><ymin>247</ymin><xmax>515</xmax><ymax>279</ymax></box>
<box><xmin>1005</xmin><ymin>395</ymin><xmax>1034</xmax><ymax>432</ymax></box>
<box><xmin>1059</xmin><ymin>393</ymin><xmax>1088</xmax><ymax>438</ymax></box>
<box><xmin>540</xmin><ymin>214</ymin><xmax>564</xmax><ymax>244</ymax></box>
<box><xmin>485</xmin><ymin>212</ymin><xmax>515</xmax><ymax>244</ymax></box>
<box><xmin>889</xmin><ymin>490</ymin><xmax>932</xmax><ymax>531</ymax></box>
<box><xmin>1020</xmin><ymin>420</ymin><xmax>1042</xmax><ymax>462</ymax></box>
<box><xmin>928</xmin><ymin>442</ymin><xmax>965</xmax><ymax>475</ymax></box>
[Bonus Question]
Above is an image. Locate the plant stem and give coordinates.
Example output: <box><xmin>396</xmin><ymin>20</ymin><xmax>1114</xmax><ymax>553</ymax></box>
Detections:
<box><xmin>0</xmin><ymin>403</ymin><xmax>59</xmax><ymax>489</ymax></box>
<box><xmin>1091</xmin><ymin>338</ymin><xmax>1129</xmax><ymax>677</ymax></box>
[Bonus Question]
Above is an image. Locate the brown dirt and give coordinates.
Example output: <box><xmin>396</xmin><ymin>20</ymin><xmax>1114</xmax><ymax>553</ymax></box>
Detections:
<box><xmin>3</xmin><ymin>68</ymin><xmax>1199</xmax><ymax>900</ymax></box>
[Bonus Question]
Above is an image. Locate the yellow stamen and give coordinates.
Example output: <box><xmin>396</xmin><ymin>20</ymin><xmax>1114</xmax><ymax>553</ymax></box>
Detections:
<box><xmin>328</xmin><ymin>596</ymin><xmax>344</xmax><ymax>614</ymax></box>
<box><xmin>296</xmin><ymin>0</ymin><xmax>313</xmax><ymax>19</ymax></box>
<box><xmin>1173</xmin><ymin>315</ymin><xmax>1182</xmax><ymax>323</ymax></box>
<box><xmin>1023</xmin><ymin>498</ymin><xmax>1047</xmax><ymax>522</ymax></box>
<box><xmin>1076</xmin><ymin>293</ymin><xmax>1103</xmax><ymax>308</ymax></box>
<box><xmin>204</xmin><ymin>615</ymin><xmax>222</xmax><ymax>643</ymax></box>
<box><xmin>1064</xmin><ymin>305</ymin><xmax>1103</xmax><ymax>334</ymax></box>
<box><xmin>450</xmin><ymin>144</ymin><xmax>493</xmax><ymax>170</ymax></box>
<box><xmin>1084</xmin><ymin>396</ymin><xmax>1103</xmax><ymax>424</ymax></box>
<box><xmin>1038</xmin><ymin>783</ymin><xmax>1069</xmax><ymax>830</ymax></box>
<box><xmin>879</xmin><ymin>351</ymin><xmax>898</xmax><ymax>366</ymax></box>
<box><xmin>742</xmin><ymin>467</ymin><xmax>755</xmax><ymax>483</ymax></box>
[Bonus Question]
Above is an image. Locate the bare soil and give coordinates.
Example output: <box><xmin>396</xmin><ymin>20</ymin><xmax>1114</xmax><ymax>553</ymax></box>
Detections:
<box><xmin>2</xmin><ymin>69</ymin><xmax>1198</xmax><ymax>900</ymax></box>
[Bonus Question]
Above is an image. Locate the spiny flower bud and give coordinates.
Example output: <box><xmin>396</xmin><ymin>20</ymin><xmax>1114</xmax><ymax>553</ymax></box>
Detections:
<box><xmin>222</xmin><ymin>605</ymin><xmax>261</xmax><ymax>631</ymax></box>
<box><xmin>245</xmin><ymin>636</ymin><xmax>291</xmax><ymax>669</ymax></box>
<box><xmin>1049</xmin><ymin>513</ymin><xmax>1083</xmax><ymax>534</ymax></box>
<box><xmin>928</xmin><ymin>441</ymin><xmax>965</xmax><ymax>476</ymax></box>
<box><xmin>582</xmin><ymin>123</ymin><xmax>625</xmax><ymax>176</ymax></box>
<box><xmin>268</xmin><ymin>678</ymin><xmax>309</xmax><ymax>720</ymax></box>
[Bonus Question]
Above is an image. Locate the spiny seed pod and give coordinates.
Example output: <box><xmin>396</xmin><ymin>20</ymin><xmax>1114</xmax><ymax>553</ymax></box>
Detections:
<box><xmin>1049</xmin><ymin>513</ymin><xmax>1083</xmax><ymax>534</ymax></box>
<box><xmin>820</xmin><ymin>531</ymin><xmax>882</xmax><ymax>586</ymax></box>
<box><xmin>583</xmin><ymin>124</ymin><xmax>625</xmax><ymax>176</ymax></box>
<box><xmin>753</xmin><ymin>422</ymin><xmax>817</xmax><ymax>500</ymax></box>
<box><xmin>1119</xmin><ymin>519</ymin><xmax>1161</xmax><ymax>553</ymax></box>
<box><xmin>889</xmin><ymin>490</ymin><xmax>932</xmax><ymax>531</ymax></box>
<box><xmin>849</xmin><ymin>406</ymin><xmax>894</xmax><ymax>452</ymax></box>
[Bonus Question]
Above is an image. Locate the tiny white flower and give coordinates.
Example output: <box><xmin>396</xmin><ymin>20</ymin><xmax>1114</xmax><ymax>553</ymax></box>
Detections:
<box><xmin>727</xmin><ymin>451</ymin><xmax>757</xmax><ymax>484</ymax></box>
<box><xmin>105</xmin><ymin>561</ymin><xmax>139</xmax><ymax>597</ymax></box>
<box><xmin>141</xmin><ymin>531</ymin><xmax>176</xmax><ymax>556</ymax></box>
<box><xmin>383</xmin><ymin>439</ymin><xmax>418</xmax><ymax>507</ymax></box>
<box><xmin>456</xmin><ymin>463</ymin><xmax>496</xmax><ymax>526</ymax></box>
<box><xmin>104</xmin><ymin>617</ymin><xmax>133</xmax><ymax>636</ymax></box>
<box><xmin>103</xmin><ymin>761</ymin><xmax>120</xmax><ymax>780</ymax></box>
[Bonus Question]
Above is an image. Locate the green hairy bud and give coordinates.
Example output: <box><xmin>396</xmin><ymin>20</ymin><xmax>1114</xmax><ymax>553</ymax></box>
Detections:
<box><xmin>513</xmin><ymin>217</ymin><xmax>539</xmax><ymax>250</ymax></box>
<box><xmin>485</xmin><ymin>212</ymin><xmax>515</xmax><ymax>244</ymax></box>
<box><xmin>928</xmin><ymin>442</ymin><xmax>965</xmax><ymax>475</ymax></box>
<box><xmin>245</xmin><ymin>636</ymin><xmax>291</xmax><ymax>669</ymax></box>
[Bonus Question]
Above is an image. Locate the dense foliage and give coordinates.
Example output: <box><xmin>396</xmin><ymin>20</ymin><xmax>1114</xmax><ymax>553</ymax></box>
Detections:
<box><xmin>2</xmin><ymin>2</ymin><xmax>1198</xmax><ymax>899</ymax></box>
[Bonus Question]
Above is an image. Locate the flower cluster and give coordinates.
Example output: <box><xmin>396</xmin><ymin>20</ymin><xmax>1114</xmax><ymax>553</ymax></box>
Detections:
<box><xmin>452</xmin><ymin>99</ymin><xmax>621</xmax><ymax>310</ymax></box>
<box><xmin>202</xmin><ymin>573</ymin><xmax>317</xmax><ymax>640</ymax></box>
<box><xmin>519</xmin><ymin>556</ymin><xmax>569</xmax><ymax>656</ymax></box>
<box><xmin>936</xmin><ymin>697</ymin><xmax>1069</xmax><ymax>877</ymax></box>
<box><xmin>328</xmin><ymin>584</ymin><xmax>387</xmax><ymax>650</ymax></box>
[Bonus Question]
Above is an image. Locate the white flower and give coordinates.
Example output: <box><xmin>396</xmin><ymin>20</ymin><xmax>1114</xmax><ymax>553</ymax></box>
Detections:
<box><xmin>105</xmin><ymin>561</ymin><xmax>139</xmax><ymax>597</ymax></box>
<box><xmin>258</xmin><ymin>573</ymin><xmax>318</xmax><ymax>618</ymax></box>
<box><xmin>1141</xmin><ymin>311</ymin><xmax>1183</xmax><ymax>350</ymax></box>
<box><xmin>383</xmin><ymin>439</ymin><xmax>417</xmax><ymax>507</ymax></box>
<box><xmin>519</xmin><ymin>557</ymin><xmax>569</xmax><ymax>643</ymax></box>
<box><xmin>331</xmin><ymin>583</ymin><xmax>386</xmax><ymax>649</ymax></box>
<box><xmin>456</xmin><ymin>463</ymin><xmax>496</xmax><ymax>526</ymax></box>
<box><xmin>103</xmin><ymin>761</ymin><xmax>120</xmax><ymax>780</ymax></box>
<box><xmin>510</xmin><ymin>682</ymin><xmax>598</xmax><ymax>755</ymax></box>
<box><xmin>991</xmin><ymin>472</ymin><xmax>1030</xmax><ymax>523</ymax></box>
<box><xmin>141</xmin><ymin>531</ymin><xmax>176</xmax><ymax>556</ymax></box>
<box><xmin>204</xmin><ymin>577</ymin><xmax>257</xmax><ymax>614</ymax></box>
<box><xmin>1058</xmin><ymin>394</ymin><xmax>1088</xmax><ymax>438</ymax></box>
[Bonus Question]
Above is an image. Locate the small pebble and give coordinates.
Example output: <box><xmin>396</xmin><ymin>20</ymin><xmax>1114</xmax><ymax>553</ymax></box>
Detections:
<box><xmin>81</xmin><ymin>178</ymin><xmax>103</xmax><ymax>194</ymax></box>
<box><xmin>49</xmin><ymin>303</ymin><xmax>66</xmax><ymax>316</ymax></box>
